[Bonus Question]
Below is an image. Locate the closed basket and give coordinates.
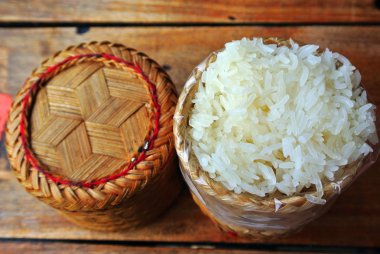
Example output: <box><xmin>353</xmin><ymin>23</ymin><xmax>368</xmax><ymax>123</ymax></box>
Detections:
<box><xmin>173</xmin><ymin>37</ymin><xmax>379</xmax><ymax>239</ymax></box>
<box><xmin>6</xmin><ymin>41</ymin><xmax>182</xmax><ymax>231</ymax></box>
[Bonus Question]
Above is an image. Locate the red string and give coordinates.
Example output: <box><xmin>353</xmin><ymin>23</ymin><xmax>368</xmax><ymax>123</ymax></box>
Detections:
<box><xmin>19</xmin><ymin>53</ymin><xmax>161</xmax><ymax>188</ymax></box>
<box><xmin>227</xmin><ymin>231</ymin><xmax>238</xmax><ymax>237</ymax></box>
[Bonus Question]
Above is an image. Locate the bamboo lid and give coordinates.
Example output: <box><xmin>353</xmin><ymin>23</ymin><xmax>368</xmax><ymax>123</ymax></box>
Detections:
<box><xmin>30</xmin><ymin>52</ymin><xmax>152</xmax><ymax>183</ymax></box>
<box><xmin>6</xmin><ymin>42</ymin><xmax>178</xmax><ymax>210</ymax></box>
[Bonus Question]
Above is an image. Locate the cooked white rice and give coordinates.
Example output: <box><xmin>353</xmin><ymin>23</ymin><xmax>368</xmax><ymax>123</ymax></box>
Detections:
<box><xmin>189</xmin><ymin>38</ymin><xmax>378</xmax><ymax>204</ymax></box>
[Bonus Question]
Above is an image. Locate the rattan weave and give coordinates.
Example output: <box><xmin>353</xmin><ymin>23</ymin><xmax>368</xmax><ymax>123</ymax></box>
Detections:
<box><xmin>174</xmin><ymin>37</ymin><xmax>366</xmax><ymax>239</ymax></box>
<box><xmin>6</xmin><ymin>41</ymin><xmax>182</xmax><ymax>230</ymax></box>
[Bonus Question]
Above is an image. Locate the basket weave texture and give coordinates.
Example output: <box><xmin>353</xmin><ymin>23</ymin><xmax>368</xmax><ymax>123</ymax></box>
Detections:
<box><xmin>6</xmin><ymin>41</ymin><xmax>182</xmax><ymax>230</ymax></box>
<box><xmin>174</xmin><ymin>37</ymin><xmax>366</xmax><ymax>239</ymax></box>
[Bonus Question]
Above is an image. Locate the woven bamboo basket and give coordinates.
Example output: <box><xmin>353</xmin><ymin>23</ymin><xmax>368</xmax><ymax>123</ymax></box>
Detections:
<box><xmin>6</xmin><ymin>41</ymin><xmax>182</xmax><ymax>231</ymax></box>
<box><xmin>174</xmin><ymin>37</ymin><xmax>377</xmax><ymax>239</ymax></box>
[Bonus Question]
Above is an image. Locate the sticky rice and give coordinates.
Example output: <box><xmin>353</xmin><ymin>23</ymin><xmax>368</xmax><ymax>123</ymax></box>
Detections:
<box><xmin>189</xmin><ymin>38</ymin><xmax>378</xmax><ymax>204</ymax></box>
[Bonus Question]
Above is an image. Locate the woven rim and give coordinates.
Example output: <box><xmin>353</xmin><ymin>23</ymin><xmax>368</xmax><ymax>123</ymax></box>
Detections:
<box><xmin>6</xmin><ymin>41</ymin><xmax>178</xmax><ymax>210</ymax></box>
<box><xmin>174</xmin><ymin>37</ymin><xmax>365</xmax><ymax>214</ymax></box>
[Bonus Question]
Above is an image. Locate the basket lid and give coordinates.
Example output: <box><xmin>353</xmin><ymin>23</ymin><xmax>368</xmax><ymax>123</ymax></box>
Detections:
<box><xmin>6</xmin><ymin>42</ymin><xmax>177</xmax><ymax>205</ymax></box>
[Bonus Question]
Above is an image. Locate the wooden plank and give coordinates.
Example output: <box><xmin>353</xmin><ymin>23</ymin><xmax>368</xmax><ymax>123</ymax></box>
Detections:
<box><xmin>2</xmin><ymin>27</ymin><xmax>380</xmax><ymax>101</ymax></box>
<box><xmin>0</xmin><ymin>241</ymin><xmax>323</xmax><ymax>254</ymax></box>
<box><xmin>0</xmin><ymin>47</ymin><xmax>8</xmax><ymax>93</ymax></box>
<box><xmin>0</xmin><ymin>0</ymin><xmax>379</xmax><ymax>24</ymax></box>
<box><xmin>0</xmin><ymin>26</ymin><xmax>380</xmax><ymax>247</ymax></box>
<box><xmin>1</xmin><ymin>155</ymin><xmax>380</xmax><ymax>247</ymax></box>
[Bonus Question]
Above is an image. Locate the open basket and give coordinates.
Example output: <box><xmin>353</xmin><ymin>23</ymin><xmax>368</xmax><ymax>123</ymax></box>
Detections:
<box><xmin>6</xmin><ymin>41</ymin><xmax>182</xmax><ymax>231</ymax></box>
<box><xmin>173</xmin><ymin>37</ymin><xmax>379</xmax><ymax>239</ymax></box>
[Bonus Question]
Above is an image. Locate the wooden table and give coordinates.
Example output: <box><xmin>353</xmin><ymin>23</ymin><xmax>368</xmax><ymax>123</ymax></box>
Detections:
<box><xmin>0</xmin><ymin>1</ymin><xmax>380</xmax><ymax>253</ymax></box>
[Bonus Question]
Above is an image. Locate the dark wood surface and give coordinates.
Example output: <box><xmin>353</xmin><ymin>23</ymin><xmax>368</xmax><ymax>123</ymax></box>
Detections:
<box><xmin>0</xmin><ymin>0</ymin><xmax>379</xmax><ymax>23</ymax></box>
<box><xmin>0</xmin><ymin>241</ymin><xmax>324</xmax><ymax>254</ymax></box>
<box><xmin>0</xmin><ymin>1</ymin><xmax>380</xmax><ymax>253</ymax></box>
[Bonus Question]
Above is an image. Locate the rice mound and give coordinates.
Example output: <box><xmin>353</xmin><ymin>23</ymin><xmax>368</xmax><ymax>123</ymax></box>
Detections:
<box><xmin>189</xmin><ymin>37</ymin><xmax>378</xmax><ymax>204</ymax></box>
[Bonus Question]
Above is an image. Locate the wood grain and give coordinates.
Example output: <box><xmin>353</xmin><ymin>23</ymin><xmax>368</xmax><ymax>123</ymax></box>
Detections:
<box><xmin>0</xmin><ymin>47</ymin><xmax>8</xmax><ymax>93</ymax></box>
<box><xmin>0</xmin><ymin>26</ymin><xmax>380</xmax><ymax>247</ymax></box>
<box><xmin>0</xmin><ymin>241</ymin><xmax>321</xmax><ymax>254</ymax></box>
<box><xmin>1</xmin><ymin>27</ymin><xmax>380</xmax><ymax>101</ymax></box>
<box><xmin>0</xmin><ymin>0</ymin><xmax>379</xmax><ymax>23</ymax></box>
<box><xmin>1</xmin><ymin>157</ymin><xmax>380</xmax><ymax>247</ymax></box>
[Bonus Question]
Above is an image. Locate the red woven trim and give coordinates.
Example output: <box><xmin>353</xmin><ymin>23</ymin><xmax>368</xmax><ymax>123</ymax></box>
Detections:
<box><xmin>19</xmin><ymin>53</ymin><xmax>161</xmax><ymax>188</ymax></box>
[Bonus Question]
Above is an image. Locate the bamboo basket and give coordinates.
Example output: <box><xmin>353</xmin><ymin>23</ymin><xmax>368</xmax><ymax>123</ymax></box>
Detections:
<box><xmin>174</xmin><ymin>37</ymin><xmax>378</xmax><ymax>239</ymax></box>
<box><xmin>6</xmin><ymin>41</ymin><xmax>182</xmax><ymax>231</ymax></box>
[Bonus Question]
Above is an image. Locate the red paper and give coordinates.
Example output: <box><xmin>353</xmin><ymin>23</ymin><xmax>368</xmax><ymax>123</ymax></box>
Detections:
<box><xmin>0</xmin><ymin>94</ymin><xmax>12</xmax><ymax>140</ymax></box>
